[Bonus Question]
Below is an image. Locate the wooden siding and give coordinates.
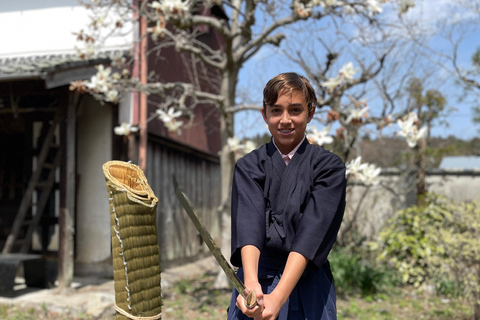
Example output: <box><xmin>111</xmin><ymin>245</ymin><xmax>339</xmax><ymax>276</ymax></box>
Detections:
<box><xmin>146</xmin><ymin>136</ymin><xmax>221</xmax><ymax>268</ymax></box>
<box><xmin>145</xmin><ymin>24</ymin><xmax>223</xmax><ymax>157</ymax></box>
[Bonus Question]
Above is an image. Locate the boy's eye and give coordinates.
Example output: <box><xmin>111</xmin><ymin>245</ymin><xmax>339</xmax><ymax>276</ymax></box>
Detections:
<box><xmin>270</xmin><ymin>108</ymin><xmax>281</xmax><ymax>114</ymax></box>
<box><xmin>290</xmin><ymin>107</ymin><xmax>304</xmax><ymax>114</ymax></box>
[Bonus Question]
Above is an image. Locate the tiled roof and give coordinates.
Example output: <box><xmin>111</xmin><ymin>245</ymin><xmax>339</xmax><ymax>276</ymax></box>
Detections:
<box><xmin>0</xmin><ymin>50</ymin><xmax>129</xmax><ymax>80</ymax></box>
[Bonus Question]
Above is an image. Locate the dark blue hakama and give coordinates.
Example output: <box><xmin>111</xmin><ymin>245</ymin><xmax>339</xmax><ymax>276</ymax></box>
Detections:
<box><xmin>227</xmin><ymin>253</ymin><xmax>337</xmax><ymax>320</ymax></box>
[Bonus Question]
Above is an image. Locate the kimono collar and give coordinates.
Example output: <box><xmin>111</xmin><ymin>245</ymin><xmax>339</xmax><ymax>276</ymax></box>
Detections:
<box><xmin>273</xmin><ymin>136</ymin><xmax>306</xmax><ymax>164</ymax></box>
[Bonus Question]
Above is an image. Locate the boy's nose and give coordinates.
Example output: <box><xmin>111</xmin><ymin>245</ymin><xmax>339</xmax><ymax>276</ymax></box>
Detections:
<box><xmin>280</xmin><ymin>111</ymin><xmax>291</xmax><ymax>124</ymax></box>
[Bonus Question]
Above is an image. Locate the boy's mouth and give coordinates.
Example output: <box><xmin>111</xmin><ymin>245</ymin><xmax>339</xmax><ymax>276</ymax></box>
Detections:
<box><xmin>279</xmin><ymin>128</ymin><xmax>294</xmax><ymax>135</ymax></box>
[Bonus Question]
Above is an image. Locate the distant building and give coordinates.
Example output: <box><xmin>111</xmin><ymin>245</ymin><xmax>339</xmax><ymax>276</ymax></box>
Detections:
<box><xmin>0</xmin><ymin>0</ymin><xmax>225</xmax><ymax>280</ymax></box>
<box><xmin>439</xmin><ymin>156</ymin><xmax>480</xmax><ymax>170</ymax></box>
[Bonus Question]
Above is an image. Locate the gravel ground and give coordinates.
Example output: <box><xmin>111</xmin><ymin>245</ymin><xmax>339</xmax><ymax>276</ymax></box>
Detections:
<box><xmin>0</xmin><ymin>256</ymin><xmax>220</xmax><ymax>319</ymax></box>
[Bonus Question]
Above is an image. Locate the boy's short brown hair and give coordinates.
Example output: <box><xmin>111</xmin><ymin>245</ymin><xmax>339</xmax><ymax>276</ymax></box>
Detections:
<box><xmin>263</xmin><ymin>72</ymin><xmax>317</xmax><ymax>114</ymax></box>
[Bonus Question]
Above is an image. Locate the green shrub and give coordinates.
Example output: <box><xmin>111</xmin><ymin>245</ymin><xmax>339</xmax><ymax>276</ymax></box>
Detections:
<box><xmin>373</xmin><ymin>195</ymin><xmax>480</xmax><ymax>319</ymax></box>
<box><xmin>371</xmin><ymin>194</ymin><xmax>455</xmax><ymax>287</ymax></box>
<box><xmin>434</xmin><ymin>276</ymin><xmax>463</xmax><ymax>298</ymax></box>
<box><xmin>329</xmin><ymin>247</ymin><xmax>399</xmax><ymax>296</ymax></box>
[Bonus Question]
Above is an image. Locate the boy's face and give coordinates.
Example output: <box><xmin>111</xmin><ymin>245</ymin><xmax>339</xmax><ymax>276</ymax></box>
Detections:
<box><xmin>262</xmin><ymin>90</ymin><xmax>314</xmax><ymax>155</ymax></box>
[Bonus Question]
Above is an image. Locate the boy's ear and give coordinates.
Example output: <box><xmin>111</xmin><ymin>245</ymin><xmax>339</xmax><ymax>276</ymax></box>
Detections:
<box><xmin>262</xmin><ymin>107</ymin><xmax>268</xmax><ymax>122</ymax></box>
<box><xmin>307</xmin><ymin>106</ymin><xmax>316</xmax><ymax>123</ymax></box>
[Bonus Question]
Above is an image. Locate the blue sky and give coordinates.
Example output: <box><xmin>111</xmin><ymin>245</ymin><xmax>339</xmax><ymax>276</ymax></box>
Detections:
<box><xmin>234</xmin><ymin>0</ymin><xmax>480</xmax><ymax>141</ymax></box>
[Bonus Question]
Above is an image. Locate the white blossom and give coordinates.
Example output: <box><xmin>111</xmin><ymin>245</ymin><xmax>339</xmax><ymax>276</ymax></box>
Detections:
<box><xmin>397</xmin><ymin>117</ymin><xmax>415</xmax><ymax>137</ymax></box>
<box><xmin>322</xmin><ymin>62</ymin><xmax>358</xmax><ymax>92</ymax></box>
<box><xmin>343</xmin><ymin>4</ymin><xmax>355</xmax><ymax>14</ymax></box>
<box><xmin>321</xmin><ymin>76</ymin><xmax>343</xmax><ymax>91</ymax></box>
<box><xmin>91</xmin><ymin>14</ymin><xmax>108</xmax><ymax>27</ymax></box>
<box><xmin>324</xmin><ymin>0</ymin><xmax>343</xmax><ymax>6</ymax></box>
<box><xmin>106</xmin><ymin>90</ymin><xmax>119</xmax><ymax>102</ymax></box>
<box><xmin>397</xmin><ymin>113</ymin><xmax>418</xmax><ymax>136</ymax></box>
<box><xmin>75</xmin><ymin>44</ymin><xmax>95</xmax><ymax>59</ymax></box>
<box><xmin>86</xmin><ymin>45</ymin><xmax>95</xmax><ymax>57</ymax></box>
<box><xmin>399</xmin><ymin>0</ymin><xmax>415</xmax><ymax>15</ymax></box>
<box><xmin>86</xmin><ymin>65</ymin><xmax>112</xmax><ymax>93</ymax></box>
<box><xmin>384</xmin><ymin>114</ymin><xmax>393</xmax><ymax>127</ymax></box>
<box><xmin>227</xmin><ymin>137</ymin><xmax>257</xmax><ymax>154</ymax></box>
<box><xmin>346</xmin><ymin>157</ymin><xmax>381</xmax><ymax>186</ymax></box>
<box><xmin>227</xmin><ymin>136</ymin><xmax>243</xmax><ymax>152</ymax></box>
<box><xmin>366</xmin><ymin>0</ymin><xmax>383</xmax><ymax>16</ymax></box>
<box><xmin>359</xmin><ymin>163</ymin><xmax>381</xmax><ymax>186</ymax></box>
<box><xmin>406</xmin><ymin>111</ymin><xmax>418</xmax><ymax>122</ymax></box>
<box><xmin>164</xmin><ymin>119</ymin><xmax>183</xmax><ymax>134</ymax></box>
<box><xmin>156</xmin><ymin>107</ymin><xmax>182</xmax><ymax>122</ymax></box>
<box><xmin>243</xmin><ymin>140</ymin><xmax>257</xmax><ymax>154</ymax></box>
<box><xmin>110</xmin><ymin>52</ymin><xmax>126</xmax><ymax>68</ymax></box>
<box><xmin>346</xmin><ymin>156</ymin><xmax>366</xmax><ymax>177</ymax></box>
<box><xmin>293</xmin><ymin>1</ymin><xmax>311</xmax><ymax>17</ymax></box>
<box><xmin>313</xmin><ymin>0</ymin><xmax>344</xmax><ymax>8</ymax></box>
<box><xmin>114</xmin><ymin>122</ymin><xmax>138</xmax><ymax>136</ymax></box>
<box><xmin>405</xmin><ymin>126</ymin><xmax>427</xmax><ymax>148</ymax></box>
<box><xmin>150</xmin><ymin>0</ymin><xmax>192</xmax><ymax>17</ymax></box>
<box><xmin>307</xmin><ymin>126</ymin><xmax>334</xmax><ymax>146</ymax></box>
<box><xmin>345</xmin><ymin>106</ymin><xmax>369</xmax><ymax>124</ymax></box>
<box><xmin>339</xmin><ymin>62</ymin><xmax>359</xmax><ymax>81</ymax></box>
<box><xmin>397</xmin><ymin>112</ymin><xmax>426</xmax><ymax>148</ymax></box>
<box><xmin>156</xmin><ymin>107</ymin><xmax>184</xmax><ymax>135</ymax></box>
<box><xmin>148</xmin><ymin>20</ymin><xmax>166</xmax><ymax>41</ymax></box>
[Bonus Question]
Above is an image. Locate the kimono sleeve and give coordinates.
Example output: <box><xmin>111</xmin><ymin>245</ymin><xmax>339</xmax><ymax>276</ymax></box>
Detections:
<box><xmin>290</xmin><ymin>152</ymin><xmax>346</xmax><ymax>268</ymax></box>
<box><xmin>230</xmin><ymin>155</ymin><xmax>267</xmax><ymax>268</ymax></box>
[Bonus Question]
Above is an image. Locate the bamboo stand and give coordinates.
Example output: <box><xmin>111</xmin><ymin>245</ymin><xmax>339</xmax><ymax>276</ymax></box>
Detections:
<box><xmin>103</xmin><ymin>161</ymin><xmax>162</xmax><ymax>320</ymax></box>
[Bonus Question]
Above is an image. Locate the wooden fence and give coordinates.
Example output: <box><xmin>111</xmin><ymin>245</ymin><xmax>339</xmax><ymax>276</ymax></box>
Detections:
<box><xmin>146</xmin><ymin>135</ymin><xmax>221</xmax><ymax>268</ymax></box>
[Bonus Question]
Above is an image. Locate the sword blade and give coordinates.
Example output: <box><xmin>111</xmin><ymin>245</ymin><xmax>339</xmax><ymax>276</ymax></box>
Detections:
<box><xmin>173</xmin><ymin>177</ymin><xmax>257</xmax><ymax>308</ymax></box>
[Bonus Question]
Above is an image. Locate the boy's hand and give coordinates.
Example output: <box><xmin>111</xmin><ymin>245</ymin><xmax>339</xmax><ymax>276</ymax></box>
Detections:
<box><xmin>236</xmin><ymin>282</ymin><xmax>264</xmax><ymax>318</ymax></box>
<box><xmin>254</xmin><ymin>291</ymin><xmax>282</xmax><ymax>320</ymax></box>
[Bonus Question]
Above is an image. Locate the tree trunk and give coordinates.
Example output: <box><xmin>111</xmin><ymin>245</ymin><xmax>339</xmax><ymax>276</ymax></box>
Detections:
<box><xmin>416</xmin><ymin>138</ymin><xmax>427</xmax><ymax>206</ymax></box>
<box><xmin>213</xmin><ymin>71</ymin><xmax>238</xmax><ymax>289</ymax></box>
<box><xmin>474</xmin><ymin>271</ymin><xmax>480</xmax><ymax>320</ymax></box>
<box><xmin>474</xmin><ymin>292</ymin><xmax>480</xmax><ymax>320</ymax></box>
<box><xmin>58</xmin><ymin>93</ymin><xmax>77</xmax><ymax>288</ymax></box>
<box><xmin>213</xmin><ymin>131</ymin><xmax>235</xmax><ymax>289</ymax></box>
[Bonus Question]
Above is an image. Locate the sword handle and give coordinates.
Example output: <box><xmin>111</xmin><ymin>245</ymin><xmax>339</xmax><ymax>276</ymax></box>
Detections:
<box><xmin>245</xmin><ymin>289</ymin><xmax>257</xmax><ymax>309</ymax></box>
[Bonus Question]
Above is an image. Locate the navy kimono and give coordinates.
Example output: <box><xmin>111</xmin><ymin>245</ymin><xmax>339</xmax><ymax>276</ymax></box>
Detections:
<box><xmin>227</xmin><ymin>138</ymin><xmax>346</xmax><ymax>320</ymax></box>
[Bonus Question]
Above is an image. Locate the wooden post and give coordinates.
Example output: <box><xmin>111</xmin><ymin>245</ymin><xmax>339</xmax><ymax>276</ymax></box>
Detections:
<box><xmin>58</xmin><ymin>92</ymin><xmax>77</xmax><ymax>288</ymax></box>
<box><xmin>139</xmin><ymin>12</ymin><xmax>148</xmax><ymax>172</ymax></box>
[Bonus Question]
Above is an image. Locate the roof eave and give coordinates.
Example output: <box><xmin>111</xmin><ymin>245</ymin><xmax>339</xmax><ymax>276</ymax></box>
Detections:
<box><xmin>0</xmin><ymin>72</ymin><xmax>44</xmax><ymax>82</ymax></box>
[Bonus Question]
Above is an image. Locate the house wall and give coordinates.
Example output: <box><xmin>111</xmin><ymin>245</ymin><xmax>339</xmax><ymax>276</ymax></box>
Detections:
<box><xmin>0</xmin><ymin>1</ymin><xmax>226</xmax><ymax>276</ymax></box>
<box><xmin>343</xmin><ymin>170</ymin><xmax>480</xmax><ymax>243</ymax></box>
<box><xmin>146</xmin><ymin>28</ymin><xmax>223</xmax><ymax>156</ymax></box>
<box><xmin>0</xmin><ymin>0</ymin><xmax>133</xmax><ymax>59</ymax></box>
<box><xmin>75</xmin><ymin>95</ymin><xmax>114</xmax><ymax>274</ymax></box>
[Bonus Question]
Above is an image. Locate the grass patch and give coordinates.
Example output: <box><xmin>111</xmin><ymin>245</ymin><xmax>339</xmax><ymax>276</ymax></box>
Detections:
<box><xmin>0</xmin><ymin>271</ymin><xmax>473</xmax><ymax>320</ymax></box>
<box><xmin>337</xmin><ymin>289</ymin><xmax>471</xmax><ymax>320</ymax></box>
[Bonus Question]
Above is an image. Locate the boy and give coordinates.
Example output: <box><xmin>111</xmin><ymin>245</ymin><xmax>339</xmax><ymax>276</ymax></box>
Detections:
<box><xmin>227</xmin><ymin>72</ymin><xmax>346</xmax><ymax>320</ymax></box>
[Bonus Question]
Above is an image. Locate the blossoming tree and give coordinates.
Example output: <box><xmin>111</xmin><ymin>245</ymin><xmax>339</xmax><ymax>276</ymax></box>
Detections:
<box><xmin>275</xmin><ymin>0</ymin><xmax>472</xmax><ymax>244</ymax></box>
<box><xmin>72</xmin><ymin>0</ymin><xmax>417</xmax><ymax>287</ymax></box>
<box><xmin>404</xmin><ymin>0</ymin><xmax>479</xmax><ymax>130</ymax></box>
